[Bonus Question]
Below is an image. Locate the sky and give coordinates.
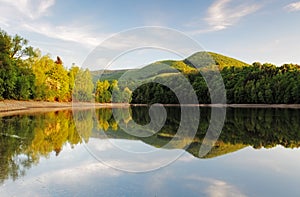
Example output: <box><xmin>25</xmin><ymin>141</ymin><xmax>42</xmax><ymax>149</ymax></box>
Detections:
<box><xmin>1</xmin><ymin>0</ymin><xmax>300</xmax><ymax>70</ymax></box>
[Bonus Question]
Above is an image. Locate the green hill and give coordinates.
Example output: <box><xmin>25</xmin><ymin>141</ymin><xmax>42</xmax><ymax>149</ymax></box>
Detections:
<box><xmin>185</xmin><ymin>51</ymin><xmax>250</xmax><ymax>70</ymax></box>
<box><xmin>91</xmin><ymin>51</ymin><xmax>249</xmax><ymax>82</ymax></box>
<box><xmin>208</xmin><ymin>52</ymin><xmax>250</xmax><ymax>68</ymax></box>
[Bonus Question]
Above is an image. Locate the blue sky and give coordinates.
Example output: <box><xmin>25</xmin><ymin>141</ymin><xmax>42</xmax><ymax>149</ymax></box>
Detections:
<box><xmin>1</xmin><ymin>0</ymin><xmax>300</xmax><ymax>69</ymax></box>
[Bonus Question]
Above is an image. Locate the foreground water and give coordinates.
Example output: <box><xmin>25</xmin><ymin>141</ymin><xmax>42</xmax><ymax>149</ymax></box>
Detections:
<box><xmin>1</xmin><ymin>107</ymin><xmax>300</xmax><ymax>196</ymax></box>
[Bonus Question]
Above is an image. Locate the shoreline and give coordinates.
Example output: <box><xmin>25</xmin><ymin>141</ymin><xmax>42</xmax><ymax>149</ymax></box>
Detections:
<box><xmin>131</xmin><ymin>103</ymin><xmax>300</xmax><ymax>108</ymax></box>
<box><xmin>0</xmin><ymin>100</ymin><xmax>130</xmax><ymax>117</ymax></box>
<box><xmin>1</xmin><ymin>100</ymin><xmax>300</xmax><ymax>117</ymax></box>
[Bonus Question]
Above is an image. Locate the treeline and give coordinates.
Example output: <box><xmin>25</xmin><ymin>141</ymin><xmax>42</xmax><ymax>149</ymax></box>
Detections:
<box><xmin>0</xmin><ymin>29</ymin><xmax>93</xmax><ymax>101</ymax></box>
<box><xmin>222</xmin><ymin>63</ymin><xmax>300</xmax><ymax>103</ymax></box>
<box><xmin>131</xmin><ymin>62</ymin><xmax>300</xmax><ymax>104</ymax></box>
<box><xmin>0</xmin><ymin>29</ymin><xmax>135</xmax><ymax>103</ymax></box>
<box><xmin>3</xmin><ymin>28</ymin><xmax>300</xmax><ymax>104</ymax></box>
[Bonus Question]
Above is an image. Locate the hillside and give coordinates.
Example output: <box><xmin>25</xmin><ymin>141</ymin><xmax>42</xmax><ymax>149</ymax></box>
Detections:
<box><xmin>92</xmin><ymin>51</ymin><xmax>300</xmax><ymax>104</ymax></box>
<box><xmin>207</xmin><ymin>52</ymin><xmax>250</xmax><ymax>68</ymax></box>
<box><xmin>91</xmin><ymin>51</ymin><xmax>249</xmax><ymax>82</ymax></box>
<box><xmin>185</xmin><ymin>52</ymin><xmax>249</xmax><ymax>70</ymax></box>
<box><xmin>91</xmin><ymin>69</ymin><xmax>132</xmax><ymax>83</ymax></box>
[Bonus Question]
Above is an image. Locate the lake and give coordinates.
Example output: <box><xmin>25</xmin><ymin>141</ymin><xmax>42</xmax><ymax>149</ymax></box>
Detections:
<box><xmin>1</xmin><ymin>106</ymin><xmax>300</xmax><ymax>196</ymax></box>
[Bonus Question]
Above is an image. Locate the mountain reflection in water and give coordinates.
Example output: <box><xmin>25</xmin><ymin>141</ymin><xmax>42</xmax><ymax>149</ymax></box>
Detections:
<box><xmin>0</xmin><ymin>106</ymin><xmax>300</xmax><ymax>184</ymax></box>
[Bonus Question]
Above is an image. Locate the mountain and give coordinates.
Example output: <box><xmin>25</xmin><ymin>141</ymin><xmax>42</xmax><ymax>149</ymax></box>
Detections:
<box><xmin>91</xmin><ymin>51</ymin><xmax>250</xmax><ymax>82</ymax></box>
<box><xmin>185</xmin><ymin>52</ymin><xmax>250</xmax><ymax>70</ymax></box>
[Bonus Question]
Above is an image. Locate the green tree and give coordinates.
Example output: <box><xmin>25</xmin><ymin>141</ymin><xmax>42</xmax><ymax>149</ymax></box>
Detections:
<box><xmin>46</xmin><ymin>59</ymin><xmax>70</xmax><ymax>101</ymax></box>
<box><xmin>95</xmin><ymin>80</ymin><xmax>111</xmax><ymax>103</ymax></box>
<box><xmin>31</xmin><ymin>55</ymin><xmax>70</xmax><ymax>101</ymax></box>
<box><xmin>31</xmin><ymin>55</ymin><xmax>55</xmax><ymax>100</ymax></box>
<box><xmin>71</xmin><ymin>67</ymin><xmax>94</xmax><ymax>102</ymax></box>
<box><xmin>0</xmin><ymin>29</ymin><xmax>36</xmax><ymax>100</ymax></box>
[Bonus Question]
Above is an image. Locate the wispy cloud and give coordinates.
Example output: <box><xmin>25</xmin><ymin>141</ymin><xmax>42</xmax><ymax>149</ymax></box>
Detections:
<box><xmin>0</xmin><ymin>0</ymin><xmax>106</xmax><ymax>49</ymax></box>
<box><xmin>0</xmin><ymin>0</ymin><xmax>114</xmax><ymax>49</ymax></box>
<box><xmin>0</xmin><ymin>0</ymin><xmax>55</xmax><ymax>19</ymax></box>
<box><xmin>284</xmin><ymin>1</ymin><xmax>300</xmax><ymax>12</ymax></box>
<box><xmin>205</xmin><ymin>180</ymin><xmax>247</xmax><ymax>197</ymax></box>
<box><xmin>189</xmin><ymin>0</ymin><xmax>261</xmax><ymax>34</ymax></box>
<box><xmin>22</xmin><ymin>22</ymin><xmax>105</xmax><ymax>48</ymax></box>
<box><xmin>0</xmin><ymin>0</ymin><xmax>102</xmax><ymax>67</ymax></box>
<box><xmin>186</xmin><ymin>176</ymin><xmax>247</xmax><ymax>197</ymax></box>
<box><xmin>206</xmin><ymin>0</ymin><xmax>261</xmax><ymax>31</ymax></box>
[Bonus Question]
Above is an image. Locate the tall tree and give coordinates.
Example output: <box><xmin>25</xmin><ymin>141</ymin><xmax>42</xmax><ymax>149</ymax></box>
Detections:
<box><xmin>0</xmin><ymin>29</ymin><xmax>36</xmax><ymax>100</ymax></box>
<box><xmin>70</xmin><ymin>66</ymin><xmax>94</xmax><ymax>102</ymax></box>
<box><xmin>95</xmin><ymin>80</ymin><xmax>111</xmax><ymax>103</ymax></box>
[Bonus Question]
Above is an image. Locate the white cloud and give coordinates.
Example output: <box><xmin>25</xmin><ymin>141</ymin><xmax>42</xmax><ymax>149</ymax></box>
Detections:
<box><xmin>0</xmin><ymin>0</ymin><xmax>107</xmax><ymax>50</ymax></box>
<box><xmin>187</xmin><ymin>176</ymin><xmax>247</xmax><ymax>197</ymax></box>
<box><xmin>0</xmin><ymin>0</ymin><xmax>111</xmax><ymax>68</ymax></box>
<box><xmin>22</xmin><ymin>22</ymin><xmax>105</xmax><ymax>48</ymax></box>
<box><xmin>206</xmin><ymin>0</ymin><xmax>261</xmax><ymax>31</ymax></box>
<box><xmin>0</xmin><ymin>0</ymin><xmax>55</xmax><ymax>19</ymax></box>
<box><xmin>1</xmin><ymin>162</ymin><xmax>122</xmax><ymax>197</ymax></box>
<box><xmin>205</xmin><ymin>180</ymin><xmax>247</xmax><ymax>197</ymax></box>
<box><xmin>85</xmin><ymin>138</ymin><xmax>186</xmax><ymax>172</ymax></box>
<box><xmin>189</xmin><ymin>0</ymin><xmax>261</xmax><ymax>34</ymax></box>
<box><xmin>284</xmin><ymin>1</ymin><xmax>300</xmax><ymax>12</ymax></box>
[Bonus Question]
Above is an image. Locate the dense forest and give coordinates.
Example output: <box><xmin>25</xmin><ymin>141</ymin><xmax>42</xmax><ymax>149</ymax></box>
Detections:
<box><xmin>2</xmin><ymin>28</ymin><xmax>300</xmax><ymax>104</ymax></box>
<box><xmin>0</xmin><ymin>29</ymin><xmax>95</xmax><ymax>101</ymax></box>
<box><xmin>131</xmin><ymin>53</ymin><xmax>300</xmax><ymax>104</ymax></box>
<box><xmin>0</xmin><ymin>29</ymin><xmax>134</xmax><ymax>103</ymax></box>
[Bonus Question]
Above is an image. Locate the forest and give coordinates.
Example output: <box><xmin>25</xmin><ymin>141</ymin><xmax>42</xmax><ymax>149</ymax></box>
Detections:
<box><xmin>0</xmin><ymin>29</ymin><xmax>134</xmax><ymax>103</ymax></box>
<box><xmin>131</xmin><ymin>54</ymin><xmax>300</xmax><ymax>104</ymax></box>
<box><xmin>0</xmin><ymin>29</ymin><xmax>95</xmax><ymax>101</ymax></box>
<box><xmin>2</xmin><ymin>28</ymin><xmax>300</xmax><ymax>104</ymax></box>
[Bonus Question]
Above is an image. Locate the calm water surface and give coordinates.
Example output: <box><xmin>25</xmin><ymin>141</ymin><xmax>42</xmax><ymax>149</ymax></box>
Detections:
<box><xmin>1</xmin><ymin>107</ymin><xmax>300</xmax><ymax>196</ymax></box>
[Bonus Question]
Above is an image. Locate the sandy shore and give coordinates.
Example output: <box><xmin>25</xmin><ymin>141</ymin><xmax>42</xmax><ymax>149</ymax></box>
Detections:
<box><xmin>0</xmin><ymin>100</ymin><xmax>129</xmax><ymax>117</ymax></box>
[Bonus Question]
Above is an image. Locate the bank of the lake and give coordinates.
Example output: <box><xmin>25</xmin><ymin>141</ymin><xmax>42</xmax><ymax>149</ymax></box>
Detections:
<box><xmin>131</xmin><ymin>103</ymin><xmax>300</xmax><ymax>108</ymax></box>
<box><xmin>2</xmin><ymin>100</ymin><xmax>300</xmax><ymax>117</ymax></box>
<box><xmin>0</xmin><ymin>100</ymin><xmax>130</xmax><ymax>117</ymax></box>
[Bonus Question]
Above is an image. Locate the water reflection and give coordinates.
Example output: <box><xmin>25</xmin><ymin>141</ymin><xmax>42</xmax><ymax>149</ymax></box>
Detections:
<box><xmin>88</xmin><ymin>107</ymin><xmax>300</xmax><ymax>159</ymax></box>
<box><xmin>0</xmin><ymin>111</ymin><xmax>81</xmax><ymax>184</ymax></box>
<box><xmin>1</xmin><ymin>107</ymin><xmax>300</xmax><ymax>182</ymax></box>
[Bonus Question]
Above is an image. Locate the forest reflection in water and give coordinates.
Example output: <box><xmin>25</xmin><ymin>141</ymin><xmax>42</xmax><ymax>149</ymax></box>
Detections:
<box><xmin>1</xmin><ymin>106</ymin><xmax>300</xmax><ymax>184</ymax></box>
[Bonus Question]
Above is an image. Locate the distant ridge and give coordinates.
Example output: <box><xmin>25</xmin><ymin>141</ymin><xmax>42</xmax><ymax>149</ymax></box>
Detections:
<box><xmin>91</xmin><ymin>51</ymin><xmax>250</xmax><ymax>81</ymax></box>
